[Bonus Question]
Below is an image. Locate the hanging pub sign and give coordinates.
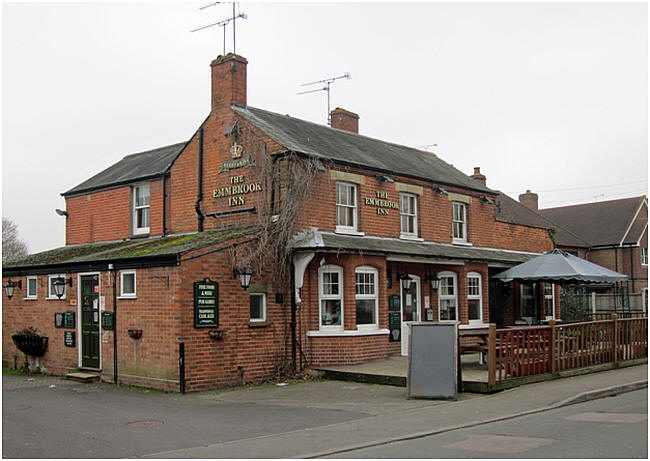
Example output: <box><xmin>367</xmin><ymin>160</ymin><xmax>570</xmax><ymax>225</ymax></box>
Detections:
<box><xmin>64</xmin><ymin>331</ymin><xmax>75</xmax><ymax>347</ymax></box>
<box><xmin>194</xmin><ymin>278</ymin><xmax>219</xmax><ymax>328</ymax></box>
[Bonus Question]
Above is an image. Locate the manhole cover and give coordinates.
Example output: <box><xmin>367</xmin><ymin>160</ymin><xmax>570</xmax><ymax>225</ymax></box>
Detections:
<box><xmin>126</xmin><ymin>420</ymin><xmax>164</xmax><ymax>427</ymax></box>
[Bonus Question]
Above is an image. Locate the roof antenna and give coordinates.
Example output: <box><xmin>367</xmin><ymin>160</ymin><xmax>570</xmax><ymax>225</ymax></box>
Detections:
<box><xmin>298</xmin><ymin>73</ymin><xmax>351</xmax><ymax>126</ymax></box>
<box><xmin>191</xmin><ymin>2</ymin><xmax>247</xmax><ymax>55</ymax></box>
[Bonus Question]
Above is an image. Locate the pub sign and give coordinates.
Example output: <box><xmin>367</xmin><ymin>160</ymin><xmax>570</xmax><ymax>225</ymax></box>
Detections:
<box><xmin>194</xmin><ymin>278</ymin><xmax>219</xmax><ymax>328</ymax></box>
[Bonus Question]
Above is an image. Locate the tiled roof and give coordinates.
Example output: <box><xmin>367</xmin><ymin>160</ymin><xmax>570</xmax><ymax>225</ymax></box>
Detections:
<box><xmin>233</xmin><ymin>106</ymin><xmax>495</xmax><ymax>194</ymax></box>
<box><xmin>2</xmin><ymin>228</ymin><xmax>257</xmax><ymax>274</ymax></box>
<box><xmin>539</xmin><ymin>196</ymin><xmax>647</xmax><ymax>247</ymax></box>
<box><xmin>62</xmin><ymin>142</ymin><xmax>188</xmax><ymax>196</ymax></box>
<box><xmin>495</xmin><ymin>192</ymin><xmax>590</xmax><ymax>248</ymax></box>
<box><xmin>291</xmin><ymin>229</ymin><xmax>539</xmax><ymax>265</ymax></box>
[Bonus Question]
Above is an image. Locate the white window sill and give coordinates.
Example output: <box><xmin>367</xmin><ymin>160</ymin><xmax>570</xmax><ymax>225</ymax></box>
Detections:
<box><xmin>307</xmin><ymin>328</ymin><xmax>389</xmax><ymax>337</ymax></box>
<box><xmin>399</xmin><ymin>234</ymin><xmax>423</xmax><ymax>241</ymax></box>
<box><xmin>24</xmin><ymin>297</ymin><xmax>38</xmax><ymax>301</ymax></box>
<box><xmin>335</xmin><ymin>227</ymin><xmax>364</xmax><ymax>236</ymax></box>
<box><xmin>46</xmin><ymin>296</ymin><xmax>66</xmax><ymax>300</ymax></box>
<box><xmin>117</xmin><ymin>295</ymin><xmax>137</xmax><ymax>300</ymax></box>
<box><xmin>452</xmin><ymin>240</ymin><xmax>472</xmax><ymax>246</ymax></box>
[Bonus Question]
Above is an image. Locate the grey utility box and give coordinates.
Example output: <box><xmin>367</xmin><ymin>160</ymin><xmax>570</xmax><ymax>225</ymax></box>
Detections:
<box><xmin>407</xmin><ymin>322</ymin><xmax>458</xmax><ymax>399</ymax></box>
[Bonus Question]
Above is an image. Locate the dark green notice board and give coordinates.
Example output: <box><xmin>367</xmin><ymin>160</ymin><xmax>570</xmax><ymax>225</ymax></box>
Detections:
<box><xmin>194</xmin><ymin>279</ymin><xmax>219</xmax><ymax>328</ymax></box>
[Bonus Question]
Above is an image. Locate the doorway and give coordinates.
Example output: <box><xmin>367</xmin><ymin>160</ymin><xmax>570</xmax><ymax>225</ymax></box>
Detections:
<box><xmin>400</xmin><ymin>274</ymin><xmax>421</xmax><ymax>356</ymax></box>
<box><xmin>80</xmin><ymin>274</ymin><xmax>100</xmax><ymax>369</ymax></box>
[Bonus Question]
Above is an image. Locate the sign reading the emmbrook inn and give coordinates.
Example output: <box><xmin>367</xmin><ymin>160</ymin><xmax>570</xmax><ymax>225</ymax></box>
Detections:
<box><xmin>365</xmin><ymin>191</ymin><xmax>399</xmax><ymax>215</ymax></box>
<box><xmin>194</xmin><ymin>278</ymin><xmax>219</xmax><ymax>328</ymax></box>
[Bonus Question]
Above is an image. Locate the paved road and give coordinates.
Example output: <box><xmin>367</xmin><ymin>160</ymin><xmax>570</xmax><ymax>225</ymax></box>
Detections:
<box><xmin>326</xmin><ymin>389</ymin><xmax>648</xmax><ymax>458</ymax></box>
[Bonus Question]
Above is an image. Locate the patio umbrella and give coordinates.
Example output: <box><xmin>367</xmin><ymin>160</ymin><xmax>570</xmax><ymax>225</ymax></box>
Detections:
<box><xmin>493</xmin><ymin>249</ymin><xmax>628</xmax><ymax>284</ymax></box>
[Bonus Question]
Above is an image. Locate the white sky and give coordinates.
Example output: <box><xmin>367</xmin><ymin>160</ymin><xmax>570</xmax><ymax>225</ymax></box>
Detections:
<box><xmin>2</xmin><ymin>1</ymin><xmax>648</xmax><ymax>254</ymax></box>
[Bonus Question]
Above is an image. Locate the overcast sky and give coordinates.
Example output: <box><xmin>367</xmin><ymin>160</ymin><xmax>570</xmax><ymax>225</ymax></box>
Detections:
<box><xmin>2</xmin><ymin>1</ymin><xmax>648</xmax><ymax>254</ymax></box>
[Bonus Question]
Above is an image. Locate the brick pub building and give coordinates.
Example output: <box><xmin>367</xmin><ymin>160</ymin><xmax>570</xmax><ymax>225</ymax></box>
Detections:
<box><xmin>3</xmin><ymin>54</ymin><xmax>563</xmax><ymax>391</ymax></box>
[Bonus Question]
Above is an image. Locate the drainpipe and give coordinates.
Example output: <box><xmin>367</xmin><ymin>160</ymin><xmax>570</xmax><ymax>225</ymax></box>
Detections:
<box><xmin>195</xmin><ymin>127</ymin><xmax>205</xmax><ymax>232</ymax></box>
<box><xmin>162</xmin><ymin>175</ymin><xmax>167</xmax><ymax>236</ymax></box>
<box><xmin>109</xmin><ymin>263</ymin><xmax>118</xmax><ymax>384</ymax></box>
<box><xmin>290</xmin><ymin>263</ymin><xmax>297</xmax><ymax>372</ymax></box>
<box><xmin>630</xmin><ymin>246</ymin><xmax>635</xmax><ymax>294</ymax></box>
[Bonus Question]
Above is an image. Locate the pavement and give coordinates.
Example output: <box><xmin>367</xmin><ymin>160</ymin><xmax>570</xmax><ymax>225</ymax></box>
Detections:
<box><xmin>2</xmin><ymin>364</ymin><xmax>647</xmax><ymax>459</ymax></box>
<box><xmin>143</xmin><ymin>364</ymin><xmax>647</xmax><ymax>458</ymax></box>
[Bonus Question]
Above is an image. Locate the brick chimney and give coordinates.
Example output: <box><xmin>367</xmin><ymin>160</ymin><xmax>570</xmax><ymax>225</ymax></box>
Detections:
<box><xmin>470</xmin><ymin>167</ymin><xmax>486</xmax><ymax>186</ymax></box>
<box><xmin>519</xmin><ymin>190</ymin><xmax>539</xmax><ymax>212</ymax></box>
<box><xmin>330</xmin><ymin>107</ymin><xmax>359</xmax><ymax>133</ymax></box>
<box><xmin>210</xmin><ymin>53</ymin><xmax>247</xmax><ymax>111</ymax></box>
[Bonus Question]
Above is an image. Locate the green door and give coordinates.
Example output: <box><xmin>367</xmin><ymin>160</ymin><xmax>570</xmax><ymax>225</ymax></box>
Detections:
<box><xmin>81</xmin><ymin>275</ymin><xmax>100</xmax><ymax>368</ymax></box>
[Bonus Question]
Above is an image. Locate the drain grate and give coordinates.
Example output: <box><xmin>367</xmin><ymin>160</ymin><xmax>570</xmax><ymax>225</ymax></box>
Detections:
<box><xmin>126</xmin><ymin>420</ymin><xmax>164</xmax><ymax>428</ymax></box>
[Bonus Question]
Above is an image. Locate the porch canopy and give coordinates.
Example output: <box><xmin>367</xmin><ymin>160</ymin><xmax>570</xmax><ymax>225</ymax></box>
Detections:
<box><xmin>493</xmin><ymin>249</ymin><xmax>628</xmax><ymax>284</ymax></box>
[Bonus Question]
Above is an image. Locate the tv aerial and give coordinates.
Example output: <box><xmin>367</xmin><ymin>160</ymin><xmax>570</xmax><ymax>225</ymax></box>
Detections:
<box><xmin>191</xmin><ymin>2</ymin><xmax>247</xmax><ymax>55</ymax></box>
<box><xmin>298</xmin><ymin>73</ymin><xmax>351</xmax><ymax>126</ymax></box>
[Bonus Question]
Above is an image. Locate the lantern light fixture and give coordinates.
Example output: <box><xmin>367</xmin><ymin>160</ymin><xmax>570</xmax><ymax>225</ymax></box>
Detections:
<box><xmin>233</xmin><ymin>267</ymin><xmax>253</xmax><ymax>290</ymax></box>
<box><xmin>398</xmin><ymin>272</ymin><xmax>413</xmax><ymax>291</ymax></box>
<box><xmin>52</xmin><ymin>276</ymin><xmax>73</xmax><ymax>299</ymax></box>
<box><xmin>427</xmin><ymin>274</ymin><xmax>441</xmax><ymax>291</ymax></box>
<box><xmin>3</xmin><ymin>279</ymin><xmax>22</xmax><ymax>299</ymax></box>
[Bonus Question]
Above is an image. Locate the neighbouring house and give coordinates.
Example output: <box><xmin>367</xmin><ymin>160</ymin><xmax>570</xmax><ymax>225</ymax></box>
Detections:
<box><xmin>3</xmin><ymin>54</ymin><xmax>567</xmax><ymax>391</ymax></box>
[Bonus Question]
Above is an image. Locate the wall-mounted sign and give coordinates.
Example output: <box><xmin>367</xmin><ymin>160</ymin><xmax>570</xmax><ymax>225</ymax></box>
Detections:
<box><xmin>194</xmin><ymin>278</ymin><xmax>219</xmax><ymax>328</ymax></box>
<box><xmin>230</xmin><ymin>143</ymin><xmax>243</xmax><ymax>159</ymax></box>
<box><xmin>388</xmin><ymin>294</ymin><xmax>401</xmax><ymax>311</ymax></box>
<box><xmin>213</xmin><ymin>175</ymin><xmax>263</xmax><ymax>207</ymax></box>
<box><xmin>389</xmin><ymin>311</ymin><xmax>401</xmax><ymax>342</ymax></box>
<box><xmin>64</xmin><ymin>331</ymin><xmax>75</xmax><ymax>347</ymax></box>
<box><xmin>365</xmin><ymin>191</ymin><xmax>399</xmax><ymax>215</ymax></box>
<box><xmin>54</xmin><ymin>312</ymin><xmax>64</xmax><ymax>328</ymax></box>
<box><xmin>63</xmin><ymin>311</ymin><xmax>75</xmax><ymax>329</ymax></box>
<box><xmin>101</xmin><ymin>311</ymin><xmax>114</xmax><ymax>330</ymax></box>
<box><xmin>219</xmin><ymin>157</ymin><xmax>256</xmax><ymax>173</ymax></box>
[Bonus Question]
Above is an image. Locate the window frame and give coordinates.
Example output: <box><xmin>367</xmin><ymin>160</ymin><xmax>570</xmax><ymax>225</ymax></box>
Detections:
<box><xmin>438</xmin><ymin>271</ymin><xmax>458</xmax><ymax>323</ymax></box>
<box><xmin>318</xmin><ymin>265</ymin><xmax>344</xmax><ymax>330</ymax></box>
<box><xmin>132</xmin><ymin>182</ymin><xmax>151</xmax><ymax>235</ymax></box>
<box><xmin>467</xmin><ymin>272</ymin><xmax>483</xmax><ymax>325</ymax></box>
<box><xmin>520</xmin><ymin>283</ymin><xmax>536</xmax><ymax>323</ymax></box>
<box><xmin>452</xmin><ymin>201</ymin><xmax>467</xmax><ymax>243</ymax></box>
<box><xmin>355</xmin><ymin>266</ymin><xmax>379</xmax><ymax>330</ymax></box>
<box><xmin>119</xmin><ymin>270</ymin><xmax>137</xmax><ymax>298</ymax></box>
<box><xmin>25</xmin><ymin>276</ymin><xmax>38</xmax><ymax>299</ymax></box>
<box><xmin>543</xmin><ymin>283</ymin><xmax>555</xmax><ymax>320</ymax></box>
<box><xmin>47</xmin><ymin>274</ymin><xmax>67</xmax><ymax>300</ymax></box>
<box><xmin>249</xmin><ymin>292</ymin><xmax>268</xmax><ymax>323</ymax></box>
<box><xmin>399</xmin><ymin>192</ymin><xmax>418</xmax><ymax>238</ymax></box>
<box><xmin>335</xmin><ymin>182</ymin><xmax>358</xmax><ymax>233</ymax></box>
<box><xmin>642</xmin><ymin>247</ymin><xmax>648</xmax><ymax>266</ymax></box>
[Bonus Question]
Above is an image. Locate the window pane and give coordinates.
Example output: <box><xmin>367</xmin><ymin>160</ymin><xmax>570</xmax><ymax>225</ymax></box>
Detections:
<box><xmin>468</xmin><ymin>277</ymin><xmax>480</xmax><ymax>296</ymax></box>
<box><xmin>440</xmin><ymin>299</ymin><xmax>456</xmax><ymax>320</ymax></box>
<box><xmin>355</xmin><ymin>272</ymin><xmax>375</xmax><ymax>295</ymax></box>
<box><xmin>250</xmin><ymin>294</ymin><xmax>264</xmax><ymax>320</ymax></box>
<box><xmin>441</xmin><ymin>277</ymin><xmax>454</xmax><ymax>296</ymax></box>
<box><xmin>356</xmin><ymin>299</ymin><xmax>376</xmax><ymax>325</ymax></box>
<box><xmin>322</xmin><ymin>272</ymin><xmax>339</xmax><ymax>295</ymax></box>
<box><xmin>321</xmin><ymin>299</ymin><xmax>341</xmax><ymax>325</ymax></box>
<box><xmin>122</xmin><ymin>273</ymin><xmax>135</xmax><ymax>295</ymax></box>
<box><xmin>27</xmin><ymin>278</ymin><xmax>37</xmax><ymax>296</ymax></box>
<box><xmin>468</xmin><ymin>299</ymin><xmax>481</xmax><ymax>320</ymax></box>
<box><xmin>544</xmin><ymin>298</ymin><xmax>554</xmax><ymax>318</ymax></box>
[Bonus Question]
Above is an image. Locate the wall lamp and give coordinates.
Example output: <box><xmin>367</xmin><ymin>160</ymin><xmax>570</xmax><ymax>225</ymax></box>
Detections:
<box><xmin>55</xmin><ymin>209</ymin><xmax>68</xmax><ymax>217</ymax></box>
<box><xmin>397</xmin><ymin>272</ymin><xmax>413</xmax><ymax>291</ymax></box>
<box><xmin>481</xmin><ymin>196</ymin><xmax>495</xmax><ymax>205</ymax></box>
<box><xmin>376</xmin><ymin>174</ymin><xmax>394</xmax><ymax>183</ymax></box>
<box><xmin>4</xmin><ymin>279</ymin><xmax>22</xmax><ymax>299</ymax></box>
<box><xmin>435</xmin><ymin>186</ymin><xmax>449</xmax><ymax>195</ymax></box>
<box><xmin>52</xmin><ymin>276</ymin><xmax>73</xmax><ymax>299</ymax></box>
<box><xmin>426</xmin><ymin>274</ymin><xmax>441</xmax><ymax>291</ymax></box>
<box><xmin>233</xmin><ymin>267</ymin><xmax>253</xmax><ymax>290</ymax></box>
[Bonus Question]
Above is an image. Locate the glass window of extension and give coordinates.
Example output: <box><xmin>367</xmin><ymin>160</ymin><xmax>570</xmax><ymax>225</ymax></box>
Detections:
<box><xmin>438</xmin><ymin>272</ymin><xmax>458</xmax><ymax>322</ymax></box>
<box><xmin>400</xmin><ymin>193</ymin><xmax>418</xmax><ymax>237</ymax></box>
<box><xmin>336</xmin><ymin>182</ymin><xmax>357</xmax><ymax>232</ymax></box>
<box><xmin>544</xmin><ymin>283</ymin><xmax>555</xmax><ymax>320</ymax></box>
<box><xmin>520</xmin><ymin>283</ymin><xmax>536</xmax><ymax>322</ymax></box>
<box><xmin>250</xmin><ymin>293</ymin><xmax>267</xmax><ymax>322</ymax></box>
<box><xmin>319</xmin><ymin>265</ymin><xmax>343</xmax><ymax>328</ymax></box>
<box><xmin>26</xmin><ymin>276</ymin><xmax>37</xmax><ymax>299</ymax></box>
<box><xmin>642</xmin><ymin>247</ymin><xmax>648</xmax><ymax>266</ymax></box>
<box><xmin>452</xmin><ymin>202</ymin><xmax>466</xmax><ymax>243</ymax></box>
<box><xmin>120</xmin><ymin>271</ymin><xmax>136</xmax><ymax>298</ymax></box>
<box><xmin>355</xmin><ymin>266</ymin><xmax>378</xmax><ymax>328</ymax></box>
<box><xmin>467</xmin><ymin>272</ymin><xmax>482</xmax><ymax>324</ymax></box>
<box><xmin>133</xmin><ymin>183</ymin><xmax>150</xmax><ymax>235</ymax></box>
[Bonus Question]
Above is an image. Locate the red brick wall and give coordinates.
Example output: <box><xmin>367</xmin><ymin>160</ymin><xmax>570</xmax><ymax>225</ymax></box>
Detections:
<box><xmin>65</xmin><ymin>179</ymin><xmax>164</xmax><ymax>245</ymax></box>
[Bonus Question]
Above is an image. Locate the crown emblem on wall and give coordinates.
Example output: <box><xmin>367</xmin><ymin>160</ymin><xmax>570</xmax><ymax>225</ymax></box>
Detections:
<box><xmin>230</xmin><ymin>143</ymin><xmax>244</xmax><ymax>159</ymax></box>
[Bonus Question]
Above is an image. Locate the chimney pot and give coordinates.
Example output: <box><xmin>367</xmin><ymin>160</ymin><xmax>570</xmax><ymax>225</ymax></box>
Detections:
<box><xmin>330</xmin><ymin>107</ymin><xmax>359</xmax><ymax>133</ymax></box>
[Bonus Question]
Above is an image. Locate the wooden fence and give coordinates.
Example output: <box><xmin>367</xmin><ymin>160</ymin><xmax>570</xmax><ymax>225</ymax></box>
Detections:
<box><xmin>487</xmin><ymin>314</ymin><xmax>648</xmax><ymax>387</ymax></box>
